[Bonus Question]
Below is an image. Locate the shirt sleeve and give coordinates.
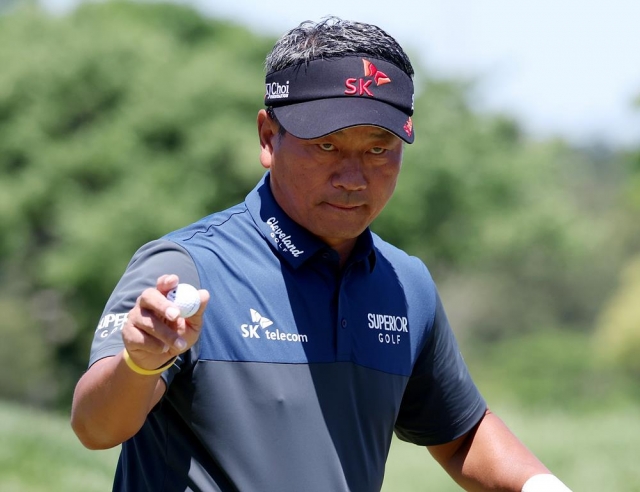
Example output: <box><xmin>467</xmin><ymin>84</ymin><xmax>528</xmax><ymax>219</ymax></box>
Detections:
<box><xmin>394</xmin><ymin>289</ymin><xmax>487</xmax><ymax>446</ymax></box>
<box><xmin>88</xmin><ymin>239</ymin><xmax>200</xmax><ymax>383</ymax></box>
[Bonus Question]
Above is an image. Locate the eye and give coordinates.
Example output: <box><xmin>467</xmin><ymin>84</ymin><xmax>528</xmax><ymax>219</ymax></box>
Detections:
<box><xmin>369</xmin><ymin>147</ymin><xmax>386</xmax><ymax>155</ymax></box>
<box><xmin>318</xmin><ymin>143</ymin><xmax>336</xmax><ymax>152</ymax></box>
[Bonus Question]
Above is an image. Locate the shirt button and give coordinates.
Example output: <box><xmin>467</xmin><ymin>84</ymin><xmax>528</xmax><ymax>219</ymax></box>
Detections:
<box><xmin>341</xmin><ymin>319</ymin><xmax>347</xmax><ymax>329</ymax></box>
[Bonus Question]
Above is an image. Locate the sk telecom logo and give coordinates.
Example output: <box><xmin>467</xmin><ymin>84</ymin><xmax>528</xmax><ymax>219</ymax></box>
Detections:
<box><xmin>241</xmin><ymin>309</ymin><xmax>273</xmax><ymax>339</ymax></box>
<box><xmin>345</xmin><ymin>59</ymin><xmax>391</xmax><ymax>97</ymax></box>
<box><xmin>240</xmin><ymin>309</ymin><xmax>309</xmax><ymax>343</ymax></box>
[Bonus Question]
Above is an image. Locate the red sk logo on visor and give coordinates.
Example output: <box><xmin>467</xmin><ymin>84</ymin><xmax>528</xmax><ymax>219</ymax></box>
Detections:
<box><xmin>345</xmin><ymin>59</ymin><xmax>392</xmax><ymax>97</ymax></box>
<box><xmin>363</xmin><ymin>59</ymin><xmax>391</xmax><ymax>86</ymax></box>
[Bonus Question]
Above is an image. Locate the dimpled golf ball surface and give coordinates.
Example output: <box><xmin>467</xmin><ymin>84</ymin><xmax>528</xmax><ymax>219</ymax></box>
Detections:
<box><xmin>167</xmin><ymin>283</ymin><xmax>200</xmax><ymax>318</ymax></box>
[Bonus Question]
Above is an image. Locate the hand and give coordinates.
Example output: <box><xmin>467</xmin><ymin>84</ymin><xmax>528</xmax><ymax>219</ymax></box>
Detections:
<box><xmin>122</xmin><ymin>274</ymin><xmax>210</xmax><ymax>371</ymax></box>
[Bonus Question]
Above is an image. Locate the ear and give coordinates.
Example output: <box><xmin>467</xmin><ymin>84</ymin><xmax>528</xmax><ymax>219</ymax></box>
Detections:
<box><xmin>257</xmin><ymin>109</ymin><xmax>278</xmax><ymax>170</ymax></box>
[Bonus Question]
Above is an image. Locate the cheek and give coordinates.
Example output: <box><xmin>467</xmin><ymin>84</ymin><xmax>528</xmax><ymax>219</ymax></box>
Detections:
<box><xmin>284</xmin><ymin>161</ymin><xmax>329</xmax><ymax>193</ymax></box>
<box><xmin>376</xmin><ymin>162</ymin><xmax>401</xmax><ymax>189</ymax></box>
<box><xmin>272</xmin><ymin>166</ymin><xmax>323</xmax><ymax>212</ymax></box>
<box><xmin>370</xmin><ymin>165</ymin><xmax>401</xmax><ymax>210</ymax></box>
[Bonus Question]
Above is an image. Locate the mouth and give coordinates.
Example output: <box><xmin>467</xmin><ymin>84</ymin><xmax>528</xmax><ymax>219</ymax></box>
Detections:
<box><xmin>325</xmin><ymin>202</ymin><xmax>363</xmax><ymax>211</ymax></box>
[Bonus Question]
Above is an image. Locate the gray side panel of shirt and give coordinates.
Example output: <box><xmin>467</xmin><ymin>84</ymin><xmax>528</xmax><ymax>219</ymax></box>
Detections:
<box><xmin>138</xmin><ymin>360</ymin><xmax>408</xmax><ymax>492</ymax></box>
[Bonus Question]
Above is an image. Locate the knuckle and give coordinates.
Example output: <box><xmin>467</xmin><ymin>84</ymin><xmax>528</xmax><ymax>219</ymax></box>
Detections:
<box><xmin>139</xmin><ymin>287</ymin><xmax>158</xmax><ymax>303</ymax></box>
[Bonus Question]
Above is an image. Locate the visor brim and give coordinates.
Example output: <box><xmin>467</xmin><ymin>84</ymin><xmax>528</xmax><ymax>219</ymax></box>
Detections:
<box><xmin>271</xmin><ymin>97</ymin><xmax>414</xmax><ymax>144</ymax></box>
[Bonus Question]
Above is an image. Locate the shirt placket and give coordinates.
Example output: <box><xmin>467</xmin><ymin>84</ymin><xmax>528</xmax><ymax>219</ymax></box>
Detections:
<box><xmin>336</xmin><ymin>264</ymin><xmax>355</xmax><ymax>361</ymax></box>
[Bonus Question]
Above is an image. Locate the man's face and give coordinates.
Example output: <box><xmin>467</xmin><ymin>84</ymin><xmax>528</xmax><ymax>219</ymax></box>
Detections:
<box><xmin>258</xmin><ymin>110</ymin><xmax>404</xmax><ymax>254</ymax></box>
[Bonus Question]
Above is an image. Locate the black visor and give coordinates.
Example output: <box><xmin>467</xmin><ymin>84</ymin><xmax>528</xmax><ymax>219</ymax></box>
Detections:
<box><xmin>265</xmin><ymin>55</ymin><xmax>415</xmax><ymax>143</ymax></box>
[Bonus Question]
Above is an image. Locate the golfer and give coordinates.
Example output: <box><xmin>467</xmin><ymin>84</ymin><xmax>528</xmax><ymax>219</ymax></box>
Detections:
<box><xmin>72</xmin><ymin>17</ymin><xmax>572</xmax><ymax>492</ymax></box>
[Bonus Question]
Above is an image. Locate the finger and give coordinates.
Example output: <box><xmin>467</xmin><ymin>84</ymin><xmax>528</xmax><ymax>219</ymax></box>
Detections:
<box><xmin>127</xmin><ymin>295</ymin><xmax>188</xmax><ymax>351</ymax></box>
<box><xmin>138</xmin><ymin>286</ymin><xmax>181</xmax><ymax>322</ymax></box>
<box><xmin>156</xmin><ymin>274</ymin><xmax>180</xmax><ymax>296</ymax></box>
<box><xmin>123</xmin><ymin>323</ymin><xmax>173</xmax><ymax>355</ymax></box>
<box><xmin>139</xmin><ymin>307</ymin><xmax>188</xmax><ymax>351</ymax></box>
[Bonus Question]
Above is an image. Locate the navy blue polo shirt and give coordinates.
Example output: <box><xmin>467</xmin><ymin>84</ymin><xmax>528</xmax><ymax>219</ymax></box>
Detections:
<box><xmin>89</xmin><ymin>172</ymin><xmax>486</xmax><ymax>492</ymax></box>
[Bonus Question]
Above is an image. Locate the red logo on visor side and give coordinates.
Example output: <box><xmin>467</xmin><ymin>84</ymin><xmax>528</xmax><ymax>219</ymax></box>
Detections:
<box><xmin>345</xmin><ymin>58</ymin><xmax>392</xmax><ymax>97</ymax></box>
<box><xmin>404</xmin><ymin>117</ymin><xmax>413</xmax><ymax>138</ymax></box>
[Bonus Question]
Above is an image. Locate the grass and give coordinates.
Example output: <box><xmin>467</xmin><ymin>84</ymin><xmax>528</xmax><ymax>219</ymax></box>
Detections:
<box><xmin>383</xmin><ymin>403</ymin><xmax>640</xmax><ymax>491</ymax></box>
<box><xmin>2</xmin><ymin>400</ymin><xmax>639</xmax><ymax>491</ymax></box>
<box><xmin>0</xmin><ymin>401</ymin><xmax>119</xmax><ymax>492</ymax></box>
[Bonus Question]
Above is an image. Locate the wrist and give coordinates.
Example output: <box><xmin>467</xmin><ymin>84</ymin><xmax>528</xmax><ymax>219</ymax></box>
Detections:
<box><xmin>522</xmin><ymin>474</ymin><xmax>572</xmax><ymax>492</ymax></box>
<box><xmin>122</xmin><ymin>349</ymin><xmax>177</xmax><ymax>376</ymax></box>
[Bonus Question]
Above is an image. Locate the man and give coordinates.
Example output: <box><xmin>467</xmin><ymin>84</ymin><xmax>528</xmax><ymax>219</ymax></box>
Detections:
<box><xmin>71</xmin><ymin>17</ymin><xmax>572</xmax><ymax>492</ymax></box>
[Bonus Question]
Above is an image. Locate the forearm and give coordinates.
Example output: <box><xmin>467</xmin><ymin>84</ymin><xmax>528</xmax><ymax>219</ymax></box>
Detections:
<box><xmin>70</xmin><ymin>352</ymin><xmax>165</xmax><ymax>450</ymax></box>
<box><xmin>430</xmin><ymin>410</ymin><xmax>550</xmax><ymax>491</ymax></box>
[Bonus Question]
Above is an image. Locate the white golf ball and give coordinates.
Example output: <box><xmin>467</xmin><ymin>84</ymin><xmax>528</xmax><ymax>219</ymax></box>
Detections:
<box><xmin>167</xmin><ymin>283</ymin><xmax>201</xmax><ymax>318</ymax></box>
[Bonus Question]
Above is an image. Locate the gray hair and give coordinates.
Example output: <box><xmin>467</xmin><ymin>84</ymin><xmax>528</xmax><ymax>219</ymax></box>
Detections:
<box><xmin>265</xmin><ymin>17</ymin><xmax>414</xmax><ymax>77</ymax></box>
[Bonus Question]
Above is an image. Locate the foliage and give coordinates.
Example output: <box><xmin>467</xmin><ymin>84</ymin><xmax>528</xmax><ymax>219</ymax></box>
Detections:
<box><xmin>466</xmin><ymin>329</ymin><xmax>640</xmax><ymax>412</ymax></box>
<box><xmin>590</xmin><ymin>129</ymin><xmax>640</xmax><ymax>376</ymax></box>
<box><xmin>0</xmin><ymin>1</ymin><xmax>269</xmax><ymax>406</ymax></box>
<box><xmin>593</xmin><ymin>254</ymin><xmax>640</xmax><ymax>375</ymax></box>
<box><xmin>0</xmin><ymin>1</ymin><xmax>634</xmax><ymax>410</ymax></box>
<box><xmin>375</xmin><ymin>81</ymin><xmax>620</xmax><ymax>342</ymax></box>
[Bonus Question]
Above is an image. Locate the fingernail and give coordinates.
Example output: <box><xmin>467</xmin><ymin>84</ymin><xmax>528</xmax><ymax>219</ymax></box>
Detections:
<box><xmin>174</xmin><ymin>338</ymin><xmax>187</xmax><ymax>351</ymax></box>
<box><xmin>166</xmin><ymin>307</ymin><xmax>180</xmax><ymax>321</ymax></box>
<box><xmin>162</xmin><ymin>344</ymin><xmax>170</xmax><ymax>353</ymax></box>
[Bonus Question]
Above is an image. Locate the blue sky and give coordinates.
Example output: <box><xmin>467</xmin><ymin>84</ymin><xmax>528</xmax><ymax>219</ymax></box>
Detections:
<box><xmin>43</xmin><ymin>0</ymin><xmax>640</xmax><ymax>147</ymax></box>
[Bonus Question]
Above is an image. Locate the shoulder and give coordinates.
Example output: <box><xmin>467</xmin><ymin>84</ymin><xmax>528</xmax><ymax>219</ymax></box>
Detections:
<box><xmin>125</xmin><ymin>239</ymin><xmax>201</xmax><ymax>288</ymax></box>
<box><xmin>163</xmin><ymin>202</ymin><xmax>250</xmax><ymax>243</ymax></box>
<box><xmin>370</xmin><ymin>232</ymin><xmax>438</xmax><ymax>323</ymax></box>
<box><xmin>371</xmin><ymin>232</ymin><xmax>433</xmax><ymax>283</ymax></box>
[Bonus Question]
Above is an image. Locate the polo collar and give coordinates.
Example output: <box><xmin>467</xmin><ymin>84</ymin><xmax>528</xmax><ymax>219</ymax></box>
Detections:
<box><xmin>245</xmin><ymin>172</ymin><xmax>377</xmax><ymax>271</ymax></box>
<box><xmin>344</xmin><ymin>229</ymin><xmax>375</xmax><ymax>273</ymax></box>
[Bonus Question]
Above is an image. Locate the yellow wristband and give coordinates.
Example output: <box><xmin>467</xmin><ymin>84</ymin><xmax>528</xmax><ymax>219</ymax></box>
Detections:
<box><xmin>122</xmin><ymin>349</ymin><xmax>177</xmax><ymax>376</ymax></box>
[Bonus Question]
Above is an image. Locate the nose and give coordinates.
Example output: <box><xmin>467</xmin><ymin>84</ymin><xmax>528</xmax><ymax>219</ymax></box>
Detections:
<box><xmin>332</xmin><ymin>157</ymin><xmax>367</xmax><ymax>191</ymax></box>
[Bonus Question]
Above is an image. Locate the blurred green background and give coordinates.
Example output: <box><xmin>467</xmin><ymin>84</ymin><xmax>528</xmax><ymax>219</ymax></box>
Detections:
<box><xmin>0</xmin><ymin>1</ymin><xmax>638</xmax><ymax>490</ymax></box>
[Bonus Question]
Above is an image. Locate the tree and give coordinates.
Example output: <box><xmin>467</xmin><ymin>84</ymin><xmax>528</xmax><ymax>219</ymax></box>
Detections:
<box><xmin>376</xmin><ymin>79</ymin><xmax>617</xmax><ymax>343</ymax></box>
<box><xmin>0</xmin><ymin>0</ymin><xmax>624</xmax><ymax>409</ymax></box>
<box><xmin>592</xmin><ymin>109</ymin><xmax>640</xmax><ymax>377</ymax></box>
<box><xmin>594</xmin><ymin>255</ymin><xmax>640</xmax><ymax>375</ymax></box>
<box><xmin>0</xmin><ymin>1</ymin><xmax>270</xmax><ymax>407</ymax></box>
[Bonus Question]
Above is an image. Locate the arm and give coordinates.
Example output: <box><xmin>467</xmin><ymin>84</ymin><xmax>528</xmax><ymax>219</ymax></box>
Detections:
<box><xmin>71</xmin><ymin>274</ymin><xmax>209</xmax><ymax>450</ymax></box>
<box><xmin>71</xmin><ymin>352</ymin><xmax>167</xmax><ymax>450</ymax></box>
<box><xmin>428</xmin><ymin>409</ymin><xmax>555</xmax><ymax>491</ymax></box>
<box><xmin>399</xmin><ymin>288</ymin><xmax>571</xmax><ymax>490</ymax></box>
